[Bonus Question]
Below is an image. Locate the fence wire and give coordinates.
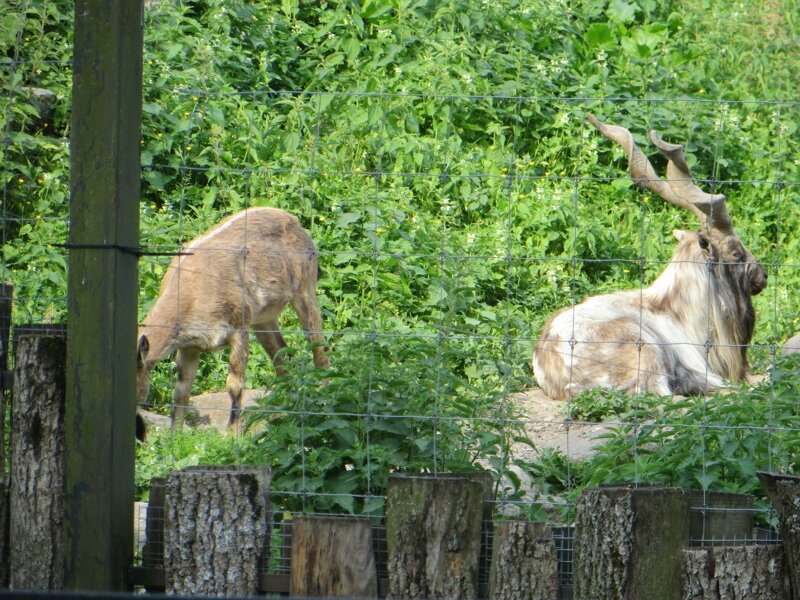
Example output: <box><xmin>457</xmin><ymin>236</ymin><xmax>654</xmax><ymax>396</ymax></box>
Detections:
<box><xmin>3</xmin><ymin>2</ymin><xmax>799</xmax><ymax>562</ymax></box>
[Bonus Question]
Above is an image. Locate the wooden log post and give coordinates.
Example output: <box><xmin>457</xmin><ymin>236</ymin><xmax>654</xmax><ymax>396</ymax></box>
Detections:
<box><xmin>757</xmin><ymin>472</ymin><xmax>800</xmax><ymax>600</ymax></box>
<box><xmin>0</xmin><ymin>283</ymin><xmax>12</xmax><ymax>473</ymax></box>
<box><xmin>386</xmin><ymin>472</ymin><xmax>491</xmax><ymax>600</ymax></box>
<box><xmin>488</xmin><ymin>520</ymin><xmax>558</xmax><ymax>600</ymax></box>
<box><xmin>290</xmin><ymin>515</ymin><xmax>378</xmax><ymax>597</ymax></box>
<box><xmin>0</xmin><ymin>477</ymin><xmax>8</xmax><ymax>587</ymax></box>
<box><xmin>574</xmin><ymin>486</ymin><xmax>691</xmax><ymax>600</ymax></box>
<box><xmin>164</xmin><ymin>466</ymin><xmax>271</xmax><ymax>596</ymax></box>
<box><xmin>9</xmin><ymin>334</ymin><xmax>67</xmax><ymax>590</ymax></box>
<box><xmin>682</xmin><ymin>545</ymin><xmax>788</xmax><ymax>599</ymax></box>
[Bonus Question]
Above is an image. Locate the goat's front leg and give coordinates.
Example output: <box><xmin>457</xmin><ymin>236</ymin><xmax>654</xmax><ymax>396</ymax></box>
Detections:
<box><xmin>173</xmin><ymin>347</ymin><xmax>201</xmax><ymax>430</ymax></box>
<box><xmin>227</xmin><ymin>329</ymin><xmax>249</xmax><ymax>432</ymax></box>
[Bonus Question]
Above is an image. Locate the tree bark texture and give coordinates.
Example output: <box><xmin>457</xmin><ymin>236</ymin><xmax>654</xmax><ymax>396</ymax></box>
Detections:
<box><xmin>9</xmin><ymin>334</ymin><xmax>67</xmax><ymax>590</ymax></box>
<box><xmin>758</xmin><ymin>472</ymin><xmax>800</xmax><ymax>600</ymax></box>
<box><xmin>574</xmin><ymin>486</ymin><xmax>690</xmax><ymax>600</ymax></box>
<box><xmin>0</xmin><ymin>477</ymin><xmax>9</xmax><ymax>587</ymax></box>
<box><xmin>488</xmin><ymin>520</ymin><xmax>558</xmax><ymax>600</ymax></box>
<box><xmin>386</xmin><ymin>473</ymin><xmax>488</xmax><ymax>600</ymax></box>
<box><xmin>0</xmin><ymin>284</ymin><xmax>13</xmax><ymax>474</ymax></box>
<box><xmin>290</xmin><ymin>515</ymin><xmax>378</xmax><ymax>597</ymax></box>
<box><xmin>164</xmin><ymin>466</ymin><xmax>271</xmax><ymax>596</ymax></box>
<box><xmin>682</xmin><ymin>545</ymin><xmax>788</xmax><ymax>599</ymax></box>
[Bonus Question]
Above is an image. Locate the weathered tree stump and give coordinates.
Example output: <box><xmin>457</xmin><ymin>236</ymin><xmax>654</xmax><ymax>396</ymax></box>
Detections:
<box><xmin>290</xmin><ymin>515</ymin><xmax>378</xmax><ymax>597</ymax></box>
<box><xmin>0</xmin><ymin>283</ymin><xmax>13</xmax><ymax>473</ymax></box>
<box><xmin>164</xmin><ymin>466</ymin><xmax>271</xmax><ymax>596</ymax></box>
<box><xmin>758</xmin><ymin>472</ymin><xmax>800</xmax><ymax>600</ymax></box>
<box><xmin>9</xmin><ymin>334</ymin><xmax>67</xmax><ymax>590</ymax></box>
<box><xmin>574</xmin><ymin>486</ymin><xmax>691</xmax><ymax>600</ymax></box>
<box><xmin>488</xmin><ymin>520</ymin><xmax>558</xmax><ymax>600</ymax></box>
<box><xmin>386</xmin><ymin>473</ymin><xmax>490</xmax><ymax>600</ymax></box>
<box><xmin>0</xmin><ymin>477</ymin><xmax>9</xmax><ymax>587</ymax></box>
<box><xmin>682</xmin><ymin>545</ymin><xmax>788</xmax><ymax>599</ymax></box>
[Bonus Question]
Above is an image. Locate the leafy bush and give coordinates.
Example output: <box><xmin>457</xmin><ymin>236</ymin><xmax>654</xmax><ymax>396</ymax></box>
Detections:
<box><xmin>519</xmin><ymin>354</ymin><xmax>800</xmax><ymax>522</ymax></box>
<box><xmin>135</xmin><ymin>427</ymin><xmax>260</xmax><ymax>500</ymax></box>
<box><xmin>244</xmin><ymin>334</ymin><xmax>525</xmax><ymax>514</ymax></box>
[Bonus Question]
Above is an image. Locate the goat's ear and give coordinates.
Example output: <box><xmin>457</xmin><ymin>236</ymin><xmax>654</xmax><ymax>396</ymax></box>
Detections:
<box><xmin>137</xmin><ymin>335</ymin><xmax>150</xmax><ymax>368</ymax></box>
<box><xmin>672</xmin><ymin>229</ymin><xmax>689</xmax><ymax>242</ymax></box>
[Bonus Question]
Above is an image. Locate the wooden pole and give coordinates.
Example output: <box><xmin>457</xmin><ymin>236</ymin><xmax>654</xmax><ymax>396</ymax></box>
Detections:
<box><xmin>65</xmin><ymin>0</ymin><xmax>143</xmax><ymax>591</ymax></box>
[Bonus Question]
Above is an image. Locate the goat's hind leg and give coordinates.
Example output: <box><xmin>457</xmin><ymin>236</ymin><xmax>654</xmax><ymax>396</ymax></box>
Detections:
<box><xmin>254</xmin><ymin>319</ymin><xmax>289</xmax><ymax>377</ymax></box>
<box><xmin>173</xmin><ymin>347</ymin><xmax>201</xmax><ymax>429</ymax></box>
<box><xmin>291</xmin><ymin>294</ymin><xmax>330</xmax><ymax>368</ymax></box>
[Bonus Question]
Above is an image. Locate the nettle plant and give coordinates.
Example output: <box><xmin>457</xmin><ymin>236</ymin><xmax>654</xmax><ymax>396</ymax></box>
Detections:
<box><xmin>244</xmin><ymin>334</ymin><xmax>528</xmax><ymax>514</ymax></box>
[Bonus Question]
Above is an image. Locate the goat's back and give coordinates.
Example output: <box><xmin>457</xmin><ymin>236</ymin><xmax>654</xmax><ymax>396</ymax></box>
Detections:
<box><xmin>159</xmin><ymin>206</ymin><xmax>317</xmax><ymax>288</ymax></box>
<box><xmin>144</xmin><ymin>207</ymin><xmax>319</xmax><ymax>344</ymax></box>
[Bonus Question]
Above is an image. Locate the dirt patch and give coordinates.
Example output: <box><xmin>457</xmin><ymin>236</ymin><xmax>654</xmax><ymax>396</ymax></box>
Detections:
<box><xmin>511</xmin><ymin>387</ymin><xmax>613</xmax><ymax>462</ymax></box>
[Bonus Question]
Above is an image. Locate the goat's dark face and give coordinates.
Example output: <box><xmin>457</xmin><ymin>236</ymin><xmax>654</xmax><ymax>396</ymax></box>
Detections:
<box><xmin>699</xmin><ymin>232</ymin><xmax>768</xmax><ymax>296</ymax></box>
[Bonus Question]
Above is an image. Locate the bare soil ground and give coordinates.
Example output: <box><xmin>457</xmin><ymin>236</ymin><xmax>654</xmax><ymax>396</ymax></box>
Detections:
<box><xmin>510</xmin><ymin>387</ymin><xmax>613</xmax><ymax>461</ymax></box>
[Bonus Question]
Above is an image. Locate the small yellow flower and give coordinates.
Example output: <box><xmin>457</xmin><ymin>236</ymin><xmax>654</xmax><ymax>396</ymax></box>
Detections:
<box><xmin>37</xmin><ymin>178</ymin><xmax>44</xmax><ymax>184</ymax></box>
<box><xmin>518</xmin><ymin>194</ymin><xmax>526</xmax><ymax>199</ymax></box>
<box><xmin>501</xmin><ymin>167</ymin><xmax>508</xmax><ymax>173</ymax></box>
<box><xmin>375</xmin><ymin>227</ymin><xmax>385</xmax><ymax>234</ymax></box>
<box><xmin>17</xmin><ymin>178</ymin><xmax>24</xmax><ymax>184</ymax></box>
<box><xmin>185</xmin><ymin>145</ymin><xmax>192</xmax><ymax>151</ymax></box>
<box><xmin>317</xmin><ymin>215</ymin><xmax>326</xmax><ymax>222</ymax></box>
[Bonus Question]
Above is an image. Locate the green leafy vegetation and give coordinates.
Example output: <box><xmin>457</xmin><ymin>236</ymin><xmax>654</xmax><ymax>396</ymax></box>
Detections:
<box><xmin>3</xmin><ymin>0</ymin><xmax>799</xmax><ymax>515</ymax></box>
<box><xmin>520</xmin><ymin>354</ymin><xmax>800</xmax><ymax>523</ymax></box>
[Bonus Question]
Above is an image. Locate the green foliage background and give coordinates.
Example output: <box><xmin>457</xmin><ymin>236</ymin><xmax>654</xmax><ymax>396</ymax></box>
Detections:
<box><xmin>3</xmin><ymin>0</ymin><xmax>799</xmax><ymax>515</ymax></box>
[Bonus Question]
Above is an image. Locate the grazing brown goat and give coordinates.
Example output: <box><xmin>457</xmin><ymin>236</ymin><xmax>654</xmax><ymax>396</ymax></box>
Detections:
<box><xmin>136</xmin><ymin>207</ymin><xmax>329</xmax><ymax>430</ymax></box>
<box><xmin>533</xmin><ymin>115</ymin><xmax>767</xmax><ymax>400</ymax></box>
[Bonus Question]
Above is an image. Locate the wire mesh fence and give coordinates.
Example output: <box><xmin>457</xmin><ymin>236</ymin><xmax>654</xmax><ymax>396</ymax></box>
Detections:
<box><xmin>3</xmin><ymin>3</ymin><xmax>800</xmax><ymax>586</ymax></box>
<box><xmin>128</xmin><ymin>87</ymin><xmax>799</xmax><ymax>527</ymax></box>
